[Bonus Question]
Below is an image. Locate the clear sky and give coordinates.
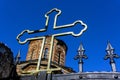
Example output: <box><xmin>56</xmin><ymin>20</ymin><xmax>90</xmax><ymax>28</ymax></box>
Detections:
<box><xmin>0</xmin><ymin>0</ymin><xmax>120</xmax><ymax>72</ymax></box>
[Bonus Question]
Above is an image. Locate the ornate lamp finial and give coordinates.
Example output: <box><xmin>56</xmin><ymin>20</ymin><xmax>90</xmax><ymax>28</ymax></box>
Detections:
<box><xmin>104</xmin><ymin>41</ymin><xmax>120</xmax><ymax>72</ymax></box>
<box><xmin>74</xmin><ymin>43</ymin><xmax>88</xmax><ymax>72</ymax></box>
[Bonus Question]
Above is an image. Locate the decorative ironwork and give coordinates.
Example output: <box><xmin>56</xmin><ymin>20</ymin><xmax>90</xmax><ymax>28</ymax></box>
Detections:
<box><xmin>15</xmin><ymin>50</ymin><xmax>21</xmax><ymax>65</ymax></box>
<box><xmin>16</xmin><ymin>8</ymin><xmax>87</xmax><ymax>74</ymax></box>
<box><xmin>74</xmin><ymin>43</ymin><xmax>88</xmax><ymax>72</ymax></box>
<box><xmin>104</xmin><ymin>41</ymin><xmax>120</xmax><ymax>72</ymax></box>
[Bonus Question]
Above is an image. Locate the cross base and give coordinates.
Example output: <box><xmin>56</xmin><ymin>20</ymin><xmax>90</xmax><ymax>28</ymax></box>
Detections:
<box><xmin>21</xmin><ymin>68</ymin><xmax>61</xmax><ymax>75</ymax></box>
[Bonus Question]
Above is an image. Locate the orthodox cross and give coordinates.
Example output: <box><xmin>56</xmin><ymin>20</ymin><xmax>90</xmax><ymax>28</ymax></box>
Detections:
<box><xmin>104</xmin><ymin>41</ymin><xmax>120</xmax><ymax>72</ymax></box>
<box><xmin>17</xmin><ymin>8</ymin><xmax>87</xmax><ymax>74</ymax></box>
<box><xmin>74</xmin><ymin>43</ymin><xmax>88</xmax><ymax>72</ymax></box>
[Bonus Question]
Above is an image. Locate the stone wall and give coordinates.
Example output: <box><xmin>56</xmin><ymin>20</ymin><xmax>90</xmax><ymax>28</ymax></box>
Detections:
<box><xmin>26</xmin><ymin>36</ymin><xmax>67</xmax><ymax>66</ymax></box>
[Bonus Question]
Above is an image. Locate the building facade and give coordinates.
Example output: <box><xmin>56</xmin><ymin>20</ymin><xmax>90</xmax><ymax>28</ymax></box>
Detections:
<box><xmin>16</xmin><ymin>36</ymin><xmax>74</xmax><ymax>76</ymax></box>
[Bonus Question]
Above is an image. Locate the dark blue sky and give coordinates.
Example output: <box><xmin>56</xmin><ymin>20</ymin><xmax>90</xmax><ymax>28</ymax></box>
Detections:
<box><xmin>0</xmin><ymin>0</ymin><xmax>120</xmax><ymax>72</ymax></box>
